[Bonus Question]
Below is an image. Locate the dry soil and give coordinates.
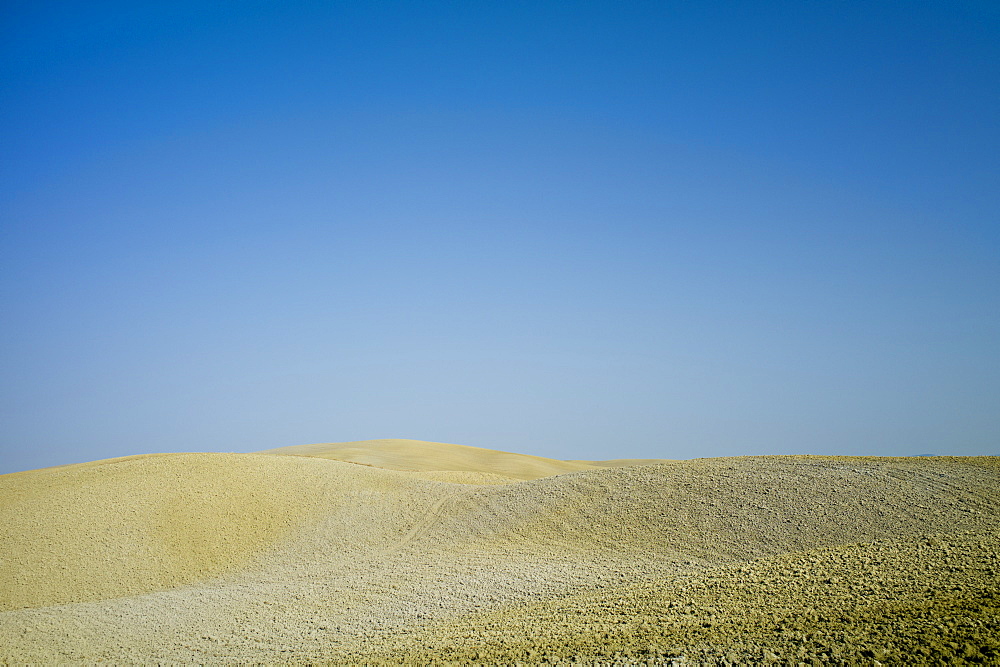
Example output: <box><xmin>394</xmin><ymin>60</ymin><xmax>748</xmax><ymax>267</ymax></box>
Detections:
<box><xmin>0</xmin><ymin>440</ymin><xmax>997</xmax><ymax>664</ymax></box>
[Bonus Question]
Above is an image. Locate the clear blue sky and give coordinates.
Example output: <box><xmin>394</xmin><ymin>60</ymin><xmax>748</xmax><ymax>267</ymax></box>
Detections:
<box><xmin>2</xmin><ymin>1</ymin><xmax>998</xmax><ymax>473</ymax></box>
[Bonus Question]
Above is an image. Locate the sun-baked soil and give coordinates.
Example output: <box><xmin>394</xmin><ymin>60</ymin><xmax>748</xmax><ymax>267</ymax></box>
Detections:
<box><xmin>1</xmin><ymin>441</ymin><xmax>996</xmax><ymax>664</ymax></box>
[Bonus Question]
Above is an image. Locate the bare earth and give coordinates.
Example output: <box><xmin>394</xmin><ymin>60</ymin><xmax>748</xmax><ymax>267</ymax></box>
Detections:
<box><xmin>0</xmin><ymin>439</ymin><xmax>997</xmax><ymax>664</ymax></box>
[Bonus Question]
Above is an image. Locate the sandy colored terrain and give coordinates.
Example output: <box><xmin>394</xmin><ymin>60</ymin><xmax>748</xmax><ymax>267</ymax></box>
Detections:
<box><xmin>0</xmin><ymin>440</ymin><xmax>997</xmax><ymax>664</ymax></box>
<box><xmin>257</xmin><ymin>438</ymin><xmax>611</xmax><ymax>479</ymax></box>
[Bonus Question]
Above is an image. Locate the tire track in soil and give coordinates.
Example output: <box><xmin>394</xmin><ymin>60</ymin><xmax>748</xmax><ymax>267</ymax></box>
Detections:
<box><xmin>386</xmin><ymin>489</ymin><xmax>471</xmax><ymax>554</ymax></box>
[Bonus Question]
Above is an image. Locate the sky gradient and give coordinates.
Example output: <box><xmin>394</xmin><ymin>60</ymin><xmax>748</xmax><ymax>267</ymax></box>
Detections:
<box><xmin>2</xmin><ymin>1</ymin><xmax>998</xmax><ymax>474</ymax></box>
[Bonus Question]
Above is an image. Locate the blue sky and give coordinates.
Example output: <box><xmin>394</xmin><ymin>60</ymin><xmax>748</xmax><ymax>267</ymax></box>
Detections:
<box><xmin>2</xmin><ymin>1</ymin><xmax>998</xmax><ymax>473</ymax></box>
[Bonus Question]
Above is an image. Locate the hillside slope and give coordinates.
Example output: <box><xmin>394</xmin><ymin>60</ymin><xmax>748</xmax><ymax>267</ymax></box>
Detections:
<box><xmin>256</xmin><ymin>438</ymin><xmax>612</xmax><ymax>479</ymax></box>
<box><xmin>0</xmin><ymin>446</ymin><xmax>997</xmax><ymax>663</ymax></box>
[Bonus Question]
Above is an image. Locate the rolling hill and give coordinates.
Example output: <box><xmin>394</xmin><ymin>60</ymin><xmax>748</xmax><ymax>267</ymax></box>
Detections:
<box><xmin>1</xmin><ymin>440</ymin><xmax>997</xmax><ymax>663</ymax></box>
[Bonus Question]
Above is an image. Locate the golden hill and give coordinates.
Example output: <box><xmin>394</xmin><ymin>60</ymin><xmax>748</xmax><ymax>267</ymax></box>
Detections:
<box><xmin>257</xmin><ymin>438</ymin><xmax>623</xmax><ymax>480</ymax></box>
<box><xmin>1</xmin><ymin>441</ymin><xmax>997</xmax><ymax>663</ymax></box>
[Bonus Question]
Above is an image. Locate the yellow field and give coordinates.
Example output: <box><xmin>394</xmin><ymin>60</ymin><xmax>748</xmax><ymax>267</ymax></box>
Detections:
<box><xmin>1</xmin><ymin>440</ymin><xmax>997</xmax><ymax>663</ymax></box>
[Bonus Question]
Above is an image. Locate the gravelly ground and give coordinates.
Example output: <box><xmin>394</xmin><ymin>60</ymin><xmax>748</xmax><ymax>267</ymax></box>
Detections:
<box><xmin>0</xmin><ymin>449</ymin><xmax>997</xmax><ymax>664</ymax></box>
